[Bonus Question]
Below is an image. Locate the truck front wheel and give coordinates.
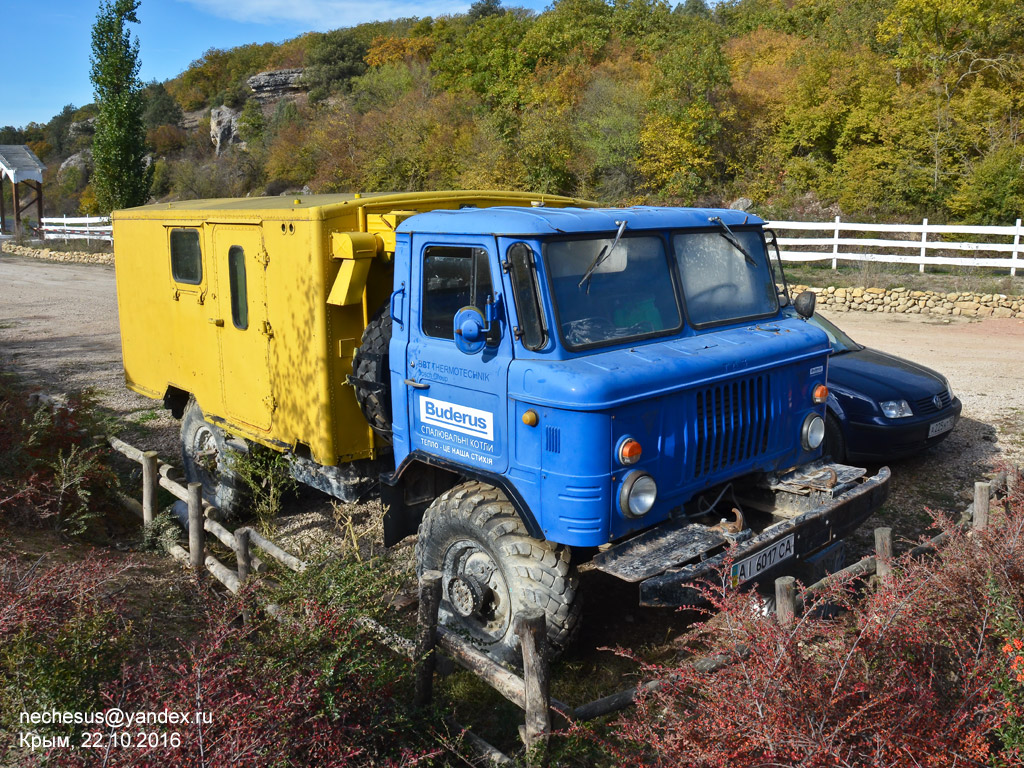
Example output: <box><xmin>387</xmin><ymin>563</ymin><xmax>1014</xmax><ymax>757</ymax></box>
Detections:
<box><xmin>415</xmin><ymin>481</ymin><xmax>581</xmax><ymax>666</ymax></box>
<box><xmin>180</xmin><ymin>399</ymin><xmax>249</xmax><ymax>518</ymax></box>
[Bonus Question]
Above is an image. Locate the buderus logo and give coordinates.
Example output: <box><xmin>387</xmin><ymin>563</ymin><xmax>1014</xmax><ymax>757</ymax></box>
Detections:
<box><xmin>419</xmin><ymin>397</ymin><xmax>494</xmax><ymax>441</ymax></box>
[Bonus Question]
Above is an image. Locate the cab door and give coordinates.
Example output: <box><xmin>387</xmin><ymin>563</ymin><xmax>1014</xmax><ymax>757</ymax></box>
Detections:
<box><xmin>405</xmin><ymin>235</ymin><xmax>511</xmax><ymax>474</ymax></box>
<box><xmin>211</xmin><ymin>225</ymin><xmax>273</xmax><ymax>431</ymax></box>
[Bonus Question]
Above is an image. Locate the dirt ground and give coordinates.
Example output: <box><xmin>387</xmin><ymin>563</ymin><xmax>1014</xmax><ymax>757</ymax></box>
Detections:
<box><xmin>2</xmin><ymin>249</ymin><xmax>1024</xmax><ymax>687</ymax></box>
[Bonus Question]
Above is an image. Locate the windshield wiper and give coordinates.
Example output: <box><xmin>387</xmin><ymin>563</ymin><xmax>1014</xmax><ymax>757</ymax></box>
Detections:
<box><xmin>709</xmin><ymin>216</ymin><xmax>757</xmax><ymax>266</ymax></box>
<box><xmin>578</xmin><ymin>219</ymin><xmax>627</xmax><ymax>292</ymax></box>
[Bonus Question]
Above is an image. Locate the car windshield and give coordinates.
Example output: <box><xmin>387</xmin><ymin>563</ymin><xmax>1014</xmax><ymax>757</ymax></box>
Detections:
<box><xmin>545</xmin><ymin>236</ymin><xmax>681</xmax><ymax>349</ymax></box>
<box><xmin>673</xmin><ymin>229</ymin><xmax>778</xmax><ymax>326</ymax></box>
<box><xmin>805</xmin><ymin>313</ymin><xmax>861</xmax><ymax>353</ymax></box>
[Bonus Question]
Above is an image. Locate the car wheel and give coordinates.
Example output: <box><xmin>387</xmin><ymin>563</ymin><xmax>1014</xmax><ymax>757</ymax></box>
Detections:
<box><xmin>414</xmin><ymin>481</ymin><xmax>581</xmax><ymax>666</ymax></box>
<box><xmin>180</xmin><ymin>398</ymin><xmax>249</xmax><ymax>518</ymax></box>
<box><xmin>823</xmin><ymin>412</ymin><xmax>847</xmax><ymax>463</ymax></box>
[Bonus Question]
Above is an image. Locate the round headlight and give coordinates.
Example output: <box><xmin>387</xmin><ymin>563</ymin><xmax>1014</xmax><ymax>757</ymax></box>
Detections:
<box><xmin>802</xmin><ymin>414</ymin><xmax>825</xmax><ymax>451</ymax></box>
<box><xmin>620</xmin><ymin>471</ymin><xmax>657</xmax><ymax>518</ymax></box>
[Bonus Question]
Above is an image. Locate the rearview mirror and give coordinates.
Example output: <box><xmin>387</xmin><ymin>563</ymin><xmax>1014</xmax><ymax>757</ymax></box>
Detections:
<box><xmin>794</xmin><ymin>290</ymin><xmax>816</xmax><ymax>319</ymax></box>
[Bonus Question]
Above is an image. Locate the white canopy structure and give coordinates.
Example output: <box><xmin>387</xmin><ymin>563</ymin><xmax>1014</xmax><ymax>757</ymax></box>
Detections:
<box><xmin>0</xmin><ymin>144</ymin><xmax>46</xmax><ymax>235</ymax></box>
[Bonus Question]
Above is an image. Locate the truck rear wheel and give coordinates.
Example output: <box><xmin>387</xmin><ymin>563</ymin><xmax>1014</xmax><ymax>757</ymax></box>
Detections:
<box><xmin>415</xmin><ymin>481</ymin><xmax>581</xmax><ymax>666</ymax></box>
<box><xmin>351</xmin><ymin>306</ymin><xmax>392</xmax><ymax>442</ymax></box>
<box><xmin>180</xmin><ymin>399</ymin><xmax>249</xmax><ymax>518</ymax></box>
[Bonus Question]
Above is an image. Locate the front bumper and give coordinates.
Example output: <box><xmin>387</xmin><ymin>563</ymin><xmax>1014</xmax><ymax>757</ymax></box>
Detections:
<box><xmin>846</xmin><ymin>399</ymin><xmax>962</xmax><ymax>462</ymax></box>
<box><xmin>592</xmin><ymin>463</ymin><xmax>890</xmax><ymax>607</ymax></box>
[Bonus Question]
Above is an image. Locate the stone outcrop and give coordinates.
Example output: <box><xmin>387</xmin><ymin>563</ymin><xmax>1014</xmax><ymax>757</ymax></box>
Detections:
<box><xmin>792</xmin><ymin>284</ymin><xmax>1024</xmax><ymax>319</ymax></box>
<box><xmin>58</xmin><ymin>148</ymin><xmax>93</xmax><ymax>181</ymax></box>
<box><xmin>210</xmin><ymin>105</ymin><xmax>243</xmax><ymax>155</ymax></box>
<box><xmin>67</xmin><ymin>117</ymin><xmax>95</xmax><ymax>140</ymax></box>
<box><xmin>247</xmin><ymin>68</ymin><xmax>306</xmax><ymax>103</ymax></box>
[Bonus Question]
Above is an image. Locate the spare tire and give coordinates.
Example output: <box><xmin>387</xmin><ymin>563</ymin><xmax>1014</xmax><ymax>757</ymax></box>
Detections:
<box><xmin>350</xmin><ymin>305</ymin><xmax>392</xmax><ymax>442</ymax></box>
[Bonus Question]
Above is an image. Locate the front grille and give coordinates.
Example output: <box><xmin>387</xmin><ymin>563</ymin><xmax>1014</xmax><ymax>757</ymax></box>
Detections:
<box><xmin>694</xmin><ymin>374</ymin><xmax>773</xmax><ymax>477</ymax></box>
<box><xmin>914</xmin><ymin>390</ymin><xmax>951</xmax><ymax>416</ymax></box>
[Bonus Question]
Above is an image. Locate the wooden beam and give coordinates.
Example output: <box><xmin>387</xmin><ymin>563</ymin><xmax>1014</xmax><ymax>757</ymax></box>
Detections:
<box><xmin>1</xmin><ymin>175</ymin><xmax>7</xmax><ymax>233</ymax></box>
<box><xmin>34</xmin><ymin>180</ymin><xmax>42</xmax><ymax>236</ymax></box>
<box><xmin>11</xmin><ymin>179</ymin><xmax>20</xmax><ymax>233</ymax></box>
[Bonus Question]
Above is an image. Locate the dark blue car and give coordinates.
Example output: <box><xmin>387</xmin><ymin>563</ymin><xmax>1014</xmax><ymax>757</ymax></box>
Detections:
<box><xmin>806</xmin><ymin>314</ymin><xmax>962</xmax><ymax>463</ymax></box>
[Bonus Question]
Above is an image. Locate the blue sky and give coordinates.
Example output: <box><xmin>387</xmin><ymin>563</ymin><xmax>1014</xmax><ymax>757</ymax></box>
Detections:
<box><xmin>3</xmin><ymin>0</ymin><xmax>549</xmax><ymax>130</ymax></box>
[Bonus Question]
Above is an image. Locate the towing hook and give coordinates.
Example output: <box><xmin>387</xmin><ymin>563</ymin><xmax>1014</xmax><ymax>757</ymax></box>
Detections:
<box><xmin>711</xmin><ymin>508</ymin><xmax>746</xmax><ymax>534</ymax></box>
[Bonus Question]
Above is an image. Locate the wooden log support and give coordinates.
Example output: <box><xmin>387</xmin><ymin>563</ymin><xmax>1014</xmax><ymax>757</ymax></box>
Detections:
<box><xmin>443</xmin><ymin>717</ymin><xmax>512</xmax><ymax>765</ymax></box>
<box><xmin>141</xmin><ymin>450</ymin><xmax>158</xmax><ymax>526</ymax></box>
<box><xmin>108</xmin><ymin>434</ymin><xmax>145</xmax><ymax>463</ymax></box>
<box><xmin>205</xmin><ymin>518</ymin><xmax>265</xmax><ymax>572</ymax></box>
<box><xmin>235</xmin><ymin>527</ymin><xmax>253</xmax><ymax>625</ymax></box>
<box><xmin>973</xmin><ymin>482</ymin><xmax>991</xmax><ymax>531</ymax></box>
<box><xmin>246</xmin><ymin>528</ymin><xmax>307</xmax><ymax>572</ymax></box>
<box><xmin>436</xmin><ymin>626</ymin><xmax>528</xmax><ymax>709</ymax></box>
<box><xmin>158</xmin><ymin>463</ymin><xmax>182</xmax><ymax>482</ymax></box>
<box><xmin>205</xmin><ymin>554</ymin><xmax>240</xmax><ymax>593</ymax></box>
<box><xmin>516</xmin><ymin>609</ymin><xmax>551</xmax><ymax>754</ymax></box>
<box><xmin>775</xmin><ymin>576</ymin><xmax>796</xmax><ymax>629</ymax></box>
<box><xmin>355</xmin><ymin>616</ymin><xmax>416</xmax><ymax>659</ymax></box>
<box><xmin>794</xmin><ymin>556</ymin><xmax>876</xmax><ymax>614</ymax></box>
<box><xmin>874</xmin><ymin>527</ymin><xmax>893</xmax><ymax>586</ymax></box>
<box><xmin>187</xmin><ymin>482</ymin><xmax>205</xmax><ymax>571</ymax></box>
<box><xmin>414</xmin><ymin>570</ymin><xmax>442</xmax><ymax>708</ymax></box>
<box><xmin>158</xmin><ymin>475</ymin><xmax>190</xmax><ymax>503</ymax></box>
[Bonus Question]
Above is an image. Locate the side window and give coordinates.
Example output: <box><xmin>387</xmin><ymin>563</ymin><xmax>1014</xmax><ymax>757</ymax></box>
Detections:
<box><xmin>170</xmin><ymin>228</ymin><xmax>202</xmax><ymax>285</ymax></box>
<box><xmin>228</xmin><ymin>245</ymin><xmax>248</xmax><ymax>329</ymax></box>
<box><xmin>422</xmin><ymin>246</ymin><xmax>492</xmax><ymax>340</ymax></box>
<box><xmin>507</xmin><ymin>242</ymin><xmax>547</xmax><ymax>350</ymax></box>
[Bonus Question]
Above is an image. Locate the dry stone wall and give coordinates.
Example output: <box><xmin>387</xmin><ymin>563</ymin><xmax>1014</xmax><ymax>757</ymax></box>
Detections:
<box><xmin>795</xmin><ymin>284</ymin><xmax>1024</xmax><ymax>319</ymax></box>
<box><xmin>0</xmin><ymin>243</ymin><xmax>113</xmax><ymax>266</ymax></box>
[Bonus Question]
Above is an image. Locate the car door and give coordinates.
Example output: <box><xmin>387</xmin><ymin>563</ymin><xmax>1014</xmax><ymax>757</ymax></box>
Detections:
<box><xmin>211</xmin><ymin>225</ymin><xmax>273</xmax><ymax>431</ymax></box>
<box><xmin>405</xmin><ymin>235</ymin><xmax>510</xmax><ymax>474</ymax></box>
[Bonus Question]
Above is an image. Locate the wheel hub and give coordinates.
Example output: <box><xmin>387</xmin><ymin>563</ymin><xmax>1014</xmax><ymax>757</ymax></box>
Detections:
<box><xmin>448</xmin><ymin>575</ymin><xmax>489</xmax><ymax>618</ymax></box>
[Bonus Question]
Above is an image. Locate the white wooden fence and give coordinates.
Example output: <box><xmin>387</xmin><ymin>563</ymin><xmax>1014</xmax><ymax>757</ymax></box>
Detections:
<box><xmin>766</xmin><ymin>217</ymin><xmax>1023</xmax><ymax>276</ymax></box>
<box><xmin>39</xmin><ymin>215</ymin><xmax>112</xmax><ymax>244</ymax></box>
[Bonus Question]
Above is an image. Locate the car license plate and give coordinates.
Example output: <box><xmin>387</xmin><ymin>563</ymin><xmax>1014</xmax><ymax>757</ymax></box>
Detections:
<box><xmin>928</xmin><ymin>415</ymin><xmax>955</xmax><ymax>438</ymax></box>
<box><xmin>730</xmin><ymin>535</ymin><xmax>795</xmax><ymax>587</ymax></box>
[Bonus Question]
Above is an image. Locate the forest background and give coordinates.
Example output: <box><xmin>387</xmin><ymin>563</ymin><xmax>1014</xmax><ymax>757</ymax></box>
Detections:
<box><xmin>3</xmin><ymin>0</ymin><xmax>1023</xmax><ymax>225</ymax></box>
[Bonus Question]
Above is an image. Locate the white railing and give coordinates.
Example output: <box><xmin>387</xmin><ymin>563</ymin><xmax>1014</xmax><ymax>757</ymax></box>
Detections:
<box><xmin>39</xmin><ymin>215</ymin><xmax>113</xmax><ymax>244</ymax></box>
<box><xmin>765</xmin><ymin>217</ymin><xmax>1023</xmax><ymax>276</ymax></box>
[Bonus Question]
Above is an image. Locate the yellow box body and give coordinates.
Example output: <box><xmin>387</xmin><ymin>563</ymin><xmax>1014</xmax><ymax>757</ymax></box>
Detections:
<box><xmin>113</xmin><ymin>190</ymin><xmax>592</xmax><ymax>467</ymax></box>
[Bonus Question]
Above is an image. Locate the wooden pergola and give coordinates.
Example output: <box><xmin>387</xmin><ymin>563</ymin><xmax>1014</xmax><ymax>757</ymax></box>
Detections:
<box><xmin>0</xmin><ymin>145</ymin><xmax>46</xmax><ymax>235</ymax></box>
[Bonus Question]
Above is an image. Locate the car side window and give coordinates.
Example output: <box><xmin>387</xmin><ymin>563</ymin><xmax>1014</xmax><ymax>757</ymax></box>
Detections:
<box><xmin>170</xmin><ymin>228</ymin><xmax>202</xmax><ymax>285</ymax></box>
<box><xmin>422</xmin><ymin>246</ymin><xmax>492</xmax><ymax>340</ymax></box>
<box><xmin>228</xmin><ymin>245</ymin><xmax>248</xmax><ymax>329</ymax></box>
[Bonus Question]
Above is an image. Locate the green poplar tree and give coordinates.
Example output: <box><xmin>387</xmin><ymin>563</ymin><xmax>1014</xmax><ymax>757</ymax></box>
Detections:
<box><xmin>90</xmin><ymin>0</ymin><xmax>152</xmax><ymax>213</ymax></box>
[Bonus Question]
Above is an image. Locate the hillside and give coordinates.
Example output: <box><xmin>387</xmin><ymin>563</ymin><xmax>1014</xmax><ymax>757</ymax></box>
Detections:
<box><xmin>3</xmin><ymin>0</ymin><xmax>1024</xmax><ymax>223</ymax></box>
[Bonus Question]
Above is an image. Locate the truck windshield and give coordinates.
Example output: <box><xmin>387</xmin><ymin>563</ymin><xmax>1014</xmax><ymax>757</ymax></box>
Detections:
<box><xmin>673</xmin><ymin>230</ymin><xmax>778</xmax><ymax>326</ymax></box>
<box><xmin>545</xmin><ymin>236</ymin><xmax>681</xmax><ymax>349</ymax></box>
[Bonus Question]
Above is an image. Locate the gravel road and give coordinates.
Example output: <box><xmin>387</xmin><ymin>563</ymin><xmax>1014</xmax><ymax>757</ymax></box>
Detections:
<box><xmin>2</xmin><ymin>249</ymin><xmax>1022</xmax><ymax>550</ymax></box>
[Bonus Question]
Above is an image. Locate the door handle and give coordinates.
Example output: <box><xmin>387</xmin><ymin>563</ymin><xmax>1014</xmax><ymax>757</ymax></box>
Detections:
<box><xmin>404</xmin><ymin>378</ymin><xmax>429</xmax><ymax>390</ymax></box>
<box><xmin>208</xmin><ymin>318</ymin><xmax>224</xmax><ymax>327</ymax></box>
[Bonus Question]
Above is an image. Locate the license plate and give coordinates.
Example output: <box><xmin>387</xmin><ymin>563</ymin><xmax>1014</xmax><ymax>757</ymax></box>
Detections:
<box><xmin>928</xmin><ymin>415</ymin><xmax>955</xmax><ymax>438</ymax></box>
<box><xmin>730</xmin><ymin>535</ymin><xmax>795</xmax><ymax>587</ymax></box>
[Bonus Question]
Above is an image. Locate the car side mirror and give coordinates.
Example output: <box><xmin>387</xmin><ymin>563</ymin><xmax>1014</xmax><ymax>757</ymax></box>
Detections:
<box><xmin>794</xmin><ymin>290</ymin><xmax>816</xmax><ymax>319</ymax></box>
<box><xmin>454</xmin><ymin>306</ymin><xmax>488</xmax><ymax>354</ymax></box>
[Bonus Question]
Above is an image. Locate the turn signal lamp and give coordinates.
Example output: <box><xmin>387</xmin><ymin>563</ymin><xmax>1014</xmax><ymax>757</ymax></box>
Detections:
<box><xmin>618</xmin><ymin>438</ymin><xmax>642</xmax><ymax>466</ymax></box>
<box><xmin>813</xmin><ymin>384</ymin><xmax>829</xmax><ymax>404</ymax></box>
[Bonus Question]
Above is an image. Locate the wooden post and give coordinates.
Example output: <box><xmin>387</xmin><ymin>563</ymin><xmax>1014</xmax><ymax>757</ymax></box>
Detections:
<box><xmin>33</xmin><ymin>181</ymin><xmax>42</xmax><ymax>238</ymax></box>
<box><xmin>414</xmin><ymin>570</ymin><xmax>442</xmax><ymax>708</ymax></box>
<box><xmin>515</xmin><ymin>608</ymin><xmax>551</xmax><ymax>756</ymax></box>
<box><xmin>1012</xmin><ymin>219</ymin><xmax>1021</xmax><ymax>278</ymax></box>
<box><xmin>141</xmin><ymin>450</ymin><xmax>158</xmax><ymax>526</ymax></box>
<box><xmin>11</xmin><ymin>180</ymin><xmax>20</xmax><ymax>236</ymax></box>
<box><xmin>919</xmin><ymin>218</ymin><xmax>928</xmax><ymax>273</ymax></box>
<box><xmin>831</xmin><ymin>215</ymin><xmax>841</xmax><ymax>270</ymax></box>
<box><xmin>775</xmin><ymin>576</ymin><xmax>796</xmax><ymax>630</ymax></box>
<box><xmin>187</xmin><ymin>482</ymin><xmax>205</xmax><ymax>570</ymax></box>
<box><xmin>0</xmin><ymin>175</ymin><xmax>6</xmax><ymax>233</ymax></box>
<box><xmin>973</xmin><ymin>482</ymin><xmax>991</xmax><ymax>531</ymax></box>
<box><xmin>235</xmin><ymin>527</ymin><xmax>253</xmax><ymax>625</ymax></box>
<box><xmin>874</xmin><ymin>527</ymin><xmax>893</xmax><ymax>586</ymax></box>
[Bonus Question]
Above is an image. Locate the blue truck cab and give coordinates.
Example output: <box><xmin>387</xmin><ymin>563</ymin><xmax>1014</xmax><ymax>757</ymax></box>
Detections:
<box><xmin>367</xmin><ymin>205</ymin><xmax>889</xmax><ymax>662</ymax></box>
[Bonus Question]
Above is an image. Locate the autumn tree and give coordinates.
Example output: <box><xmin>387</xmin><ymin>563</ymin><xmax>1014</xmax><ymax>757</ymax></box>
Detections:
<box><xmin>90</xmin><ymin>0</ymin><xmax>152</xmax><ymax>213</ymax></box>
